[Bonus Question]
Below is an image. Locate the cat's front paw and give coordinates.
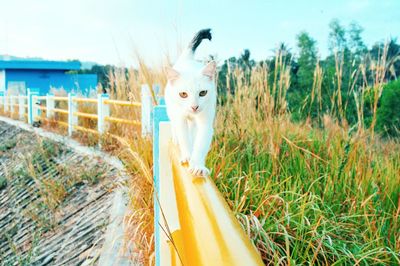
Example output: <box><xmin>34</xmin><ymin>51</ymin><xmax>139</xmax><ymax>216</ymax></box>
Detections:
<box><xmin>180</xmin><ymin>155</ymin><xmax>190</xmax><ymax>166</ymax></box>
<box><xmin>188</xmin><ymin>163</ymin><xmax>210</xmax><ymax>177</ymax></box>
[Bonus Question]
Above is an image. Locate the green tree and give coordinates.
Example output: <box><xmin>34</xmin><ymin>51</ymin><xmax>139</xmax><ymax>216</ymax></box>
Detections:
<box><xmin>348</xmin><ymin>22</ymin><xmax>367</xmax><ymax>58</ymax></box>
<box><xmin>328</xmin><ymin>19</ymin><xmax>347</xmax><ymax>53</ymax></box>
<box><xmin>376</xmin><ymin>79</ymin><xmax>400</xmax><ymax>137</ymax></box>
<box><xmin>297</xmin><ymin>32</ymin><xmax>317</xmax><ymax>87</ymax></box>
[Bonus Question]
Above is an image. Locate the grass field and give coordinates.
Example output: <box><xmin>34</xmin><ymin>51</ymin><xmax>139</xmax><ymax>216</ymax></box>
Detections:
<box><xmin>116</xmin><ymin>48</ymin><xmax>400</xmax><ymax>265</ymax></box>
<box><xmin>209</xmin><ymin>94</ymin><xmax>400</xmax><ymax>265</ymax></box>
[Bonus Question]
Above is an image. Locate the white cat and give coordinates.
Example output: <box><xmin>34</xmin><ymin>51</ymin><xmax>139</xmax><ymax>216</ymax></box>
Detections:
<box><xmin>165</xmin><ymin>29</ymin><xmax>216</xmax><ymax>177</ymax></box>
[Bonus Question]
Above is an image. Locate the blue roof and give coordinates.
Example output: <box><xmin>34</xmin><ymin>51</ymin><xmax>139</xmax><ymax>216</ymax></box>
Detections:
<box><xmin>0</xmin><ymin>60</ymin><xmax>81</xmax><ymax>70</ymax></box>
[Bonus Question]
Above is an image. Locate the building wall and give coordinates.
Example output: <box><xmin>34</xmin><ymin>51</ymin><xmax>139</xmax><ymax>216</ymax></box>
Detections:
<box><xmin>0</xmin><ymin>70</ymin><xmax>5</xmax><ymax>92</ymax></box>
<box><xmin>4</xmin><ymin>69</ymin><xmax>97</xmax><ymax>95</ymax></box>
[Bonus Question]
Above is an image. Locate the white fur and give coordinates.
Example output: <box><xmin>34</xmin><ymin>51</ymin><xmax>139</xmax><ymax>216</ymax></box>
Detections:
<box><xmin>165</xmin><ymin>51</ymin><xmax>216</xmax><ymax>177</ymax></box>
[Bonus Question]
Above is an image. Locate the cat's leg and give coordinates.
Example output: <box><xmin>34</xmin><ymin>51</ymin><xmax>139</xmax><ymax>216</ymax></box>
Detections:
<box><xmin>187</xmin><ymin>119</ymin><xmax>196</xmax><ymax>151</ymax></box>
<box><xmin>189</xmin><ymin>121</ymin><xmax>213</xmax><ymax>176</ymax></box>
<box><xmin>175</xmin><ymin>119</ymin><xmax>191</xmax><ymax>165</ymax></box>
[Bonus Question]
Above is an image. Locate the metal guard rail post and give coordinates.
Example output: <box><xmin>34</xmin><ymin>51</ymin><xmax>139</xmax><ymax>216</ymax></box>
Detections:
<box><xmin>27</xmin><ymin>88</ymin><xmax>39</xmax><ymax>124</ymax></box>
<box><xmin>153</xmin><ymin>105</ymin><xmax>264</xmax><ymax>266</ymax></box>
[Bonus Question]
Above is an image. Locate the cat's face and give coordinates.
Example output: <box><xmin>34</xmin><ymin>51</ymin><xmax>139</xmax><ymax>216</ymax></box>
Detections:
<box><xmin>167</xmin><ymin>61</ymin><xmax>216</xmax><ymax>114</ymax></box>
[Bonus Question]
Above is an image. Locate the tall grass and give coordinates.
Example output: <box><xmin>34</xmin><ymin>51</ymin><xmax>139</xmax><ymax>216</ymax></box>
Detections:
<box><xmin>207</xmin><ymin>49</ymin><xmax>399</xmax><ymax>264</ymax></box>
<box><xmin>100</xmin><ymin>45</ymin><xmax>399</xmax><ymax>265</ymax></box>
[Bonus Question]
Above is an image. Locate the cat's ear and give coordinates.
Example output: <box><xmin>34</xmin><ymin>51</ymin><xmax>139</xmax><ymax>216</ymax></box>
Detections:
<box><xmin>202</xmin><ymin>61</ymin><xmax>216</xmax><ymax>81</ymax></box>
<box><xmin>165</xmin><ymin>67</ymin><xmax>180</xmax><ymax>84</ymax></box>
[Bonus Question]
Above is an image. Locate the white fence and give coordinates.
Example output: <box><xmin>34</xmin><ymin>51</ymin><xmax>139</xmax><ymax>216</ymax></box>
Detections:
<box><xmin>0</xmin><ymin>85</ymin><xmax>154</xmax><ymax>137</ymax></box>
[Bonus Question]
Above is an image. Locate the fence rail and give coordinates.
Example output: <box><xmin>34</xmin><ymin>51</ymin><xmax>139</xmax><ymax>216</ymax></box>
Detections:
<box><xmin>0</xmin><ymin>84</ymin><xmax>153</xmax><ymax>137</ymax></box>
<box><xmin>73</xmin><ymin>112</ymin><xmax>98</xmax><ymax>120</ymax></box>
<box><xmin>104</xmin><ymin>99</ymin><xmax>141</xmax><ymax>107</ymax></box>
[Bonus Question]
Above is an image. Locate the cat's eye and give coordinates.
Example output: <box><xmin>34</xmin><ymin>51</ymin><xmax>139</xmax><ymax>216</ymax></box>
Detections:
<box><xmin>199</xmin><ymin>90</ymin><xmax>208</xmax><ymax>97</ymax></box>
<box><xmin>179</xmin><ymin>92</ymin><xmax>188</xmax><ymax>98</ymax></box>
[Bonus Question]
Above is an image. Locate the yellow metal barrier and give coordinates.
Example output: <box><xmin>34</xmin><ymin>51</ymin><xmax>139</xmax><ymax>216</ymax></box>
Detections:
<box><xmin>53</xmin><ymin>96</ymin><xmax>68</xmax><ymax>101</ymax></box>
<box><xmin>73</xmin><ymin>112</ymin><xmax>98</xmax><ymax>119</ymax></box>
<box><xmin>73</xmin><ymin>97</ymin><xmax>98</xmax><ymax>103</ymax></box>
<box><xmin>168</xmin><ymin>144</ymin><xmax>264</xmax><ymax>266</ymax></box>
<box><xmin>1</xmin><ymin>90</ymin><xmax>148</xmax><ymax>137</ymax></box>
<box><xmin>53</xmin><ymin>108</ymin><xmax>69</xmax><ymax>114</ymax></box>
<box><xmin>104</xmin><ymin>99</ymin><xmax>141</xmax><ymax>107</ymax></box>
<box><xmin>74</xmin><ymin>125</ymin><xmax>99</xmax><ymax>135</ymax></box>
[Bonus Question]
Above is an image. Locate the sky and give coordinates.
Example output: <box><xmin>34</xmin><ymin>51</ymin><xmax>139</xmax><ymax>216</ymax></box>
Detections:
<box><xmin>0</xmin><ymin>0</ymin><xmax>399</xmax><ymax>67</ymax></box>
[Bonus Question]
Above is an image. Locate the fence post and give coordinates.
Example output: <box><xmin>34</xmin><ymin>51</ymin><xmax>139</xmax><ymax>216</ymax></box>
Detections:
<box><xmin>0</xmin><ymin>91</ymin><xmax>4</xmax><ymax>112</ymax></box>
<box><xmin>97</xmin><ymin>93</ymin><xmax>110</xmax><ymax>134</ymax></box>
<box><xmin>4</xmin><ymin>94</ymin><xmax>9</xmax><ymax>113</ymax></box>
<box><xmin>141</xmin><ymin>84</ymin><xmax>153</xmax><ymax>137</ymax></box>
<box><xmin>68</xmin><ymin>93</ymin><xmax>78</xmax><ymax>136</ymax></box>
<box><xmin>19</xmin><ymin>95</ymin><xmax>25</xmax><ymax>120</ymax></box>
<box><xmin>46</xmin><ymin>93</ymin><xmax>55</xmax><ymax>118</ymax></box>
<box><xmin>28</xmin><ymin>88</ymin><xmax>39</xmax><ymax>124</ymax></box>
<box><xmin>10</xmin><ymin>96</ymin><xmax>15</xmax><ymax>115</ymax></box>
<box><xmin>33</xmin><ymin>96</ymin><xmax>41</xmax><ymax>123</ymax></box>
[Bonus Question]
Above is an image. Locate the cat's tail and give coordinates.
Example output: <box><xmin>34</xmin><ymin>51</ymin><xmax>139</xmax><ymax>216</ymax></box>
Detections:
<box><xmin>189</xmin><ymin>29</ymin><xmax>212</xmax><ymax>53</ymax></box>
<box><xmin>175</xmin><ymin>29</ymin><xmax>212</xmax><ymax>64</ymax></box>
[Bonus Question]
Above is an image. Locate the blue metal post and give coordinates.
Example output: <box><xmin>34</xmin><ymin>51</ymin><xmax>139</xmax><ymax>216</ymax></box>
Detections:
<box><xmin>68</xmin><ymin>93</ymin><xmax>77</xmax><ymax>136</ymax></box>
<box><xmin>46</xmin><ymin>93</ymin><xmax>55</xmax><ymax>118</ymax></box>
<box><xmin>27</xmin><ymin>88</ymin><xmax>39</xmax><ymax>124</ymax></box>
<box><xmin>0</xmin><ymin>91</ymin><xmax>4</xmax><ymax>112</ymax></box>
<box><xmin>141</xmin><ymin>84</ymin><xmax>153</xmax><ymax>137</ymax></box>
<box><xmin>153</xmin><ymin>104</ymin><xmax>169</xmax><ymax>266</ymax></box>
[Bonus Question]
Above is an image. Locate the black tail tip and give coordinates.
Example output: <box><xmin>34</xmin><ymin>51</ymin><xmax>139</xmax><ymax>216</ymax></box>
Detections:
<box><xmin>190</xmin><ymin>28</ymin><xmax>212</xmax><ymax>52</ymax></box>
<box><xmin>197</xmin><ymin>28</ymin><xmax>212</xmax><ymax>41</ymax></box>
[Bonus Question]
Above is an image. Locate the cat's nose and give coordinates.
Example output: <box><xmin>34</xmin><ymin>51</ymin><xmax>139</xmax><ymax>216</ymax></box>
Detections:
<box><xmin>191</xmin><ymin>105</ymin><xmax>199</xmax><ymax>112</ymax></box>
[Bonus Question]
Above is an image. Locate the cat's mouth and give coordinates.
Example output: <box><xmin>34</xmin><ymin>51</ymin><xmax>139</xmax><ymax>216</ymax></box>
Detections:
<box><xmin>190</xmin><ymin>108</ymin><xmax>201</xmax><ymax>114</ymax></box>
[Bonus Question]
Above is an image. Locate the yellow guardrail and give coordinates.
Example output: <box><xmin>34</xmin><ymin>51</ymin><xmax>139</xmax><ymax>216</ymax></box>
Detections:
<box><xmin>73</xmin><ymin>125</ymin><xmax>99</xmax><ymax>135</ymax></box>
<box><xmin>0</xmin><ymin>89</ymin><xmax>154</xmax><ymax>139</ymax></box>
<box><xmin>104</xmin><ymin>99</ymin><xmax>141</xmax><ymax>107</ymax></box>
<box><xmin>73</xmin><ymin>97</ymin><xmax>98</xmax><ymax>103</ymax></box>
<box><xmin>73</xmin><ymin>111</ymin><xmax>98</xmax><ymax>120</ymax></box>
<box><xmin>0</xmin><ymin>84</ymin><xmax>155</xmax><ymax>137</ymax></box>
<box><xmin>153</xmin><ymin>105</ymin><xmax>263</xmax><ymax>266</ymax></box>
<box><xmin>53</xmin><ymin>96</ymin><xmax>68</xmax><ymax>101</ymax></box>
<box><xmin>170</xmin><ymin>144</ymin><xmax>264</xmax><ymax>265</ymax></box>
<box><xmin>53</xmin><ymin>108</ymin><xmax>69</xmax><ymax>114</ymax></box>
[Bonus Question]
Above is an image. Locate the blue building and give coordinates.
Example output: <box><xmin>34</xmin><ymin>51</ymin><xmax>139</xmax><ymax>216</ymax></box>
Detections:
<box><xmin>0</xmin><ymin>60</ymin><xmax>97</xmax><ymax>96</ymax></box>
